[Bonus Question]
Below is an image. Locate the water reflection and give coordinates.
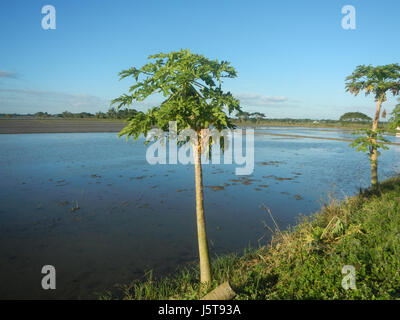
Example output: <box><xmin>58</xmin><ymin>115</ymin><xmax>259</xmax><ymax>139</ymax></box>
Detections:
<box><xmin>0</xmin><ymin>130</ymin><xmax>398</xmax><ymax>298</ymax></box>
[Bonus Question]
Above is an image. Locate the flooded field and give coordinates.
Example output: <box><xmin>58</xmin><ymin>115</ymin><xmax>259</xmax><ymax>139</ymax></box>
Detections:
<box><xmin>0</xmin><ymin>128</ymin><xmax>399</xmax><ymax>299</ymax></box>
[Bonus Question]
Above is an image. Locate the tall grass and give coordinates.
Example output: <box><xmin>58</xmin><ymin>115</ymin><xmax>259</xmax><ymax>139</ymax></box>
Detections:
<box><xmin>100</xmin><ymin>175</ymin><xmax>400</xmax><ymax>300</ymax></box>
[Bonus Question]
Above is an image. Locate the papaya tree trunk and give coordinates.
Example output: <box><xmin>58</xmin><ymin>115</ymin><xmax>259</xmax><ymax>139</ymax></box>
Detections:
<box><xmin>370</xmin><ymin>99</ymin><xmax>382</xmax><ymax>187</ymax></box>
<box><xmin>193</xmin><ymin>134</ymin><xmax>211</xmax><ymax>286</ymax></box>
<box><xmin>370</xmin><ymin>148</ymin><xmax>378</xmax><ymax>187</ymax></box>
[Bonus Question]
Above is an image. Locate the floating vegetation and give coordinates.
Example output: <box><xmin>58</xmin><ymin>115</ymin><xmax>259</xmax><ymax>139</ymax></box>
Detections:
<box><xmin>263</xmin><ymin>175</ymin><xmax>293</xmax><ymax>181</ymax></box>
<box><xmin>294</xmin><ymin>194</ymin><xmax>303</xmax><ymax>200</ymax></box>
<box><xmin>207</xmin><ymin>186</ymin><xmax>225</xmax><ymax>191</ymax></box>
<box><xmin>254</xmin><ymin>188</ymin><xmax>262</xmax><ymax>191</ymax></box>
<box><xmin>176</xmin><ymin>189</ymin><xmax>187</xmax><ymax>192</ymax></box>
<box><xmin>56</xmin><ymin>179</ymin><xmax>68</xmax><ymax>186</ymax></box>
<box><xmin>258</xmin><ymin>185</ymin><xmax>269</xmax><ymax>188</ymax></box>
<box><xmin>130</xmin><ymin>176</ymin><xmax>146</xmax><ymax>180</ymax></box>
<box><xmin>259</xmin><ymin>160</ymin><xmax>285</xmax><ymax>166</ymax></box>
<box><xmin>275</xmin><ymin>177</ymin><xmax>293</xmax><ymax>181</ymax></box>
<box><xmin>90</xmin><ymin>174</ymin><xmax>101</xmax><ymax>178</ymax></box>
<box><xmin>59</xmin><ymin>201</ymin><xmax>69</xmax><ymax>206</ymax></box>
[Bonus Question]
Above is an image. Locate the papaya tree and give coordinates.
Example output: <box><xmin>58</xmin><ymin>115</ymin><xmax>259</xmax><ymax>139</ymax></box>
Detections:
<box><xmin>389</xmin><ymin>98</ymin><xmax>400</xmax><ymax>131</ymax></box>
<box><xmin>111</xmin><ymin>49</ymin><xmax>241</xmax><ymax>288</ymax></box>
<box><xmin>345</xmin><ymin>64</ymin><xmax>400</xmax><ymax>187</ymax></box>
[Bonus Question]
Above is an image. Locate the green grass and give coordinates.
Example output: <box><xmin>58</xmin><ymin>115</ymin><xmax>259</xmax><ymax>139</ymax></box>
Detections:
<box><xmin>101</xmin><ymin>175</ymin><xmax>400</xmax><ymax>300</ymax></box>
<box><xmin>233</xmin><ymin>119</ymin><xmax>390</xmax><ymax>131</ymax></box>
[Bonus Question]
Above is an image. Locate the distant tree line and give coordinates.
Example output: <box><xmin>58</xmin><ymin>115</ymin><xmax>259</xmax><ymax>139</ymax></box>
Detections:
<box><xmin>1</xmin><ymin>107</ymin><xmax>398</xmax><ymax>128</ymax></box>
<box><xmin>0</xmin><ymin>108</ymin><xmax>138</xmax><ymax>119</ymax></box>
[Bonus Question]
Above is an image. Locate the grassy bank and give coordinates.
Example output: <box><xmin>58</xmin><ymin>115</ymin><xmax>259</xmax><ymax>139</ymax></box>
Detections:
<box><xmin>233</xmin><ymin>119</ymin><xmax>389</xmax><ymax>131</ymax></box>
<box><xmin>101</xmin><ymin>175</ymin><xmax>400</xmax><ymax>300</ymax></box>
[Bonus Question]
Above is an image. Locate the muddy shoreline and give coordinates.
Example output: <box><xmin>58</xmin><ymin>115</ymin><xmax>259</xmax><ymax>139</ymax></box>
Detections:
<box><xmin>0</xmin><ymin>119</ymin><xmax>126</xmax><ymax>134</ymax></box>
<box><xmin>1</xmin><ymin>119</ymin><xmax>399</xmax><ymax>145</ymax></box>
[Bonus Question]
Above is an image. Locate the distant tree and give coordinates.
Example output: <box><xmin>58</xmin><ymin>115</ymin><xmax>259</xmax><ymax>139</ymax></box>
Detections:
<box><xmin>61</xmin><ymin>111</ymin><xmax>73</xmax><ymax>118</ymax></box>
<box><xmin>76</xmin><ymin>112</ymin><xmax>94</xmax><ymax>118</ymax></box>
<box><xmin>339</xmin><ymin>112</ymin><xmax>372</xmax><ymax>122</ymax></box>
<box><xmin>34</xmin><ymin>111</ymin><xmax>49</xmax><ymax>118</ymax></box>
<box><xmin>116</xmin><ymin>108</ymin><xmax>138</xmax><ymax>119</ymax></box>
<box><xmin>251</xmin><ymin>112</ymin><xmax>266</xmax><ymax>124</ymax></box>
<box><xmin>236</xmin><ymin>110</ymin><xmax>251</xmax><ymax>122</ymax></box>
<box><xmin>106</xmin><ymin>107</ymin><xmax>117</xmax><ymax>119</ymax></box>
<box><xmin>111</xmin><ymin>49</ymin><xmax>241</xmax><ymax>289</ymax></box>
<box><xmin>346</xmin><ymin>64</ymin><xmax>400</xmax><ymax>187</ymax></box>
<box><xmin>95</xmin><ymin>111</ymin><xmax>106</xmax><ymax>119</ymax></box>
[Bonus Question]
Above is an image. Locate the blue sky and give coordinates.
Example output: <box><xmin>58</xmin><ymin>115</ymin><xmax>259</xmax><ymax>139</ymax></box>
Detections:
<box><xmin>0</xmin><ymin>0</ymin><xmax>399</xmax><ymax>119</ymax></box>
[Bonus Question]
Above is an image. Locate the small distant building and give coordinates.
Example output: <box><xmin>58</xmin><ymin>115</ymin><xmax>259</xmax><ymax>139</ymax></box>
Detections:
<box><xmin>397</xmin><ymin>127</ymin><xmax>400</xmax><ymax>138</ymax></box>
<box><xmin>313</xmin><ymin>121</ymin><xmax>319</xmax><ymax>124</ymax></box>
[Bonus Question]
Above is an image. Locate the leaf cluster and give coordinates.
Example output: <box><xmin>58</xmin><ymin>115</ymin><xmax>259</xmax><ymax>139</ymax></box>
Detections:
<box><xmin>345</xmin><ymin>64</ymin><xmax>400</xmax><ymax>102</ymax></box>
<box><xmin>111</xmin><ymin>49</ymin><xmax>242</xmax><ymax>144</ymax></box>
<box><xmin>349</xmin><ymin>129</ymin><xmax>390</xmax><ymax>159</ymax></box>
<box><xmin>388</xmin><ymin>100</ymin><xmax>400</xmax><ymax>131</ymax></box>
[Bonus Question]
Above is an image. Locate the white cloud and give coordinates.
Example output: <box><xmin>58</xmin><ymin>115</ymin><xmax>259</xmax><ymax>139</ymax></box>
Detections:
<box><xmin>0</xmin><ymin>88</ymin><xmax>110</xmax><ymax>114</ymax></box>
<box><xmin>0</xmin><ymin>88</ymin><xmax>158</xmax><ymax>114</ymax></box>
<box><xmin>235</xmin><ymin>93</ymin><xmax>289</xmax><ymax>107</ymax></box>
<box><xmin>0</xmin><ymin>70</ymin><xmax>18</xmax><ymax>79</ymax></box>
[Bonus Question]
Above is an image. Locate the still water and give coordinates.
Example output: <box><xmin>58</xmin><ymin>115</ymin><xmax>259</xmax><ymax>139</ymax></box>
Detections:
<box><xmin>0</xmin><ymin>128</ymin><xmax>399</xmax><ymax>299</ymax></box>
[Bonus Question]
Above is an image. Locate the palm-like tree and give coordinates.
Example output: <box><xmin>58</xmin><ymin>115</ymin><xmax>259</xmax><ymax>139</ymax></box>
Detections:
<box><xmin>111</xmin><ymin>50</ymin><xmax>241</xmax><ymax>287</ymax></box>
<box><xmin>345</xmin><ymin>64</ymin><xmax>400</xmax><ymax>186</ymax></box>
